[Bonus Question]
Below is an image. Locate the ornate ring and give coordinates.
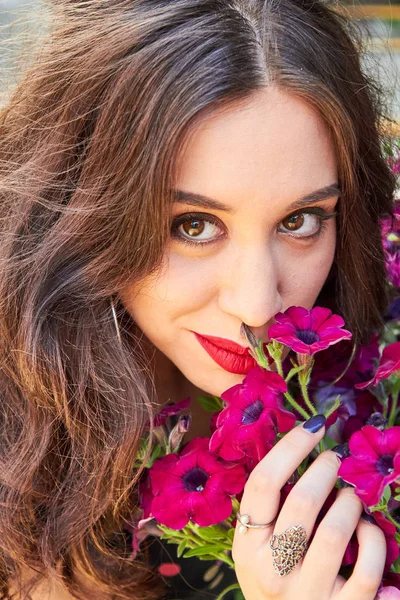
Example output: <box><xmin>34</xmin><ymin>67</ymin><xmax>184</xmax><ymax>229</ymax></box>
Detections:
<box><xmin>236</xmin><ymin>511</ymin><xmax>276</xmax><ymax>534</ymax></box>
<box><xmin>270</xmin><ymin>524</ymin><xmax>308</xmax><ymax>577</ymax></box>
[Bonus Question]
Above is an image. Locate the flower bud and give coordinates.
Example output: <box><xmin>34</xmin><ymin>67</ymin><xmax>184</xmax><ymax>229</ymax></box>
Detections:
<box><xmin>168</xmin><ymin>415</ymin><xmax>192</xmax><ymax>453</ymax></box>
<box><xmin>240</xmin><ymin>323</ymin><xmax>258</xmax><ymax>351</ymax></box>
<box><xmin>366</xmin><ymin>412</ymin><xmax>388</xmax><ymax>430</ymax></box>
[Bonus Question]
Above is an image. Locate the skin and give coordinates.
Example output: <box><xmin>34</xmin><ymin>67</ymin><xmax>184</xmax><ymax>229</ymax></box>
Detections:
<box><xmin>120</xmin><ymin>86</ymin><xmax>339</xmax><ymax>401</ymax></box>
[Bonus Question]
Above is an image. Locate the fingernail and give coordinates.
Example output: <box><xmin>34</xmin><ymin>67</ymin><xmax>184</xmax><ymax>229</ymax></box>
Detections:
<box><xmin>338</xmin><ymin>477</ymin><xmax>354</xmax><ymax>489</ymax></box>
<box><xmin>303</xmin><ymin>414</ymin><xmax>326</xmax><ymax>433</ymax></box>
<box><xmin>332</xmin><ymin>444</ymin><xmax>350</xmax><ymax>459</ymax></box>
<box><xmin>361</xmin><ymin>511</ymin><xmax>376</xmax><ymax>525</ymax></box>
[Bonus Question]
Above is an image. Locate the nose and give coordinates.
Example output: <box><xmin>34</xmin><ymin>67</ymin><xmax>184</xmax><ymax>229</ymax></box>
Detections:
<box><xmin>217</xmin><ymin>243</ymin><xmax>283</xmax><ymax>330</ymax></box>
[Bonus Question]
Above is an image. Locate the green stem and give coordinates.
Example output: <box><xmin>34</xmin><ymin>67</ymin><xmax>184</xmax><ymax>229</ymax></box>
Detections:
<box><xmin>384</xmin><ymin>509</ymin><xmax>400</xmax><ymax>529</ymax></box>
<box><xmin>219</xmin><ymin>553</ymin><xmax>235</xmax><ymax>569</ymax></box>
<box><xmin>388</xmin><ymin>380</ymin><xmax>400</xmax><ymax>426</ymax></box>
<box><xmin>275</xmin><ymin>355</ymin><xmax>284</xmax><ymax>378</ymax></box>
<box><xmin>216</xmin><ymin>583</ymin><xmax>241</xmax><ymax>600</ymax></box>
<box><xmin>299</xmin><ymin>374</ymin><xmax>317</xmax><ymax>417</ymax></box>
<box><xmin>284</xmin><ymin>390</ymin><xmax>311</xmax><ymax>421</ymax></box>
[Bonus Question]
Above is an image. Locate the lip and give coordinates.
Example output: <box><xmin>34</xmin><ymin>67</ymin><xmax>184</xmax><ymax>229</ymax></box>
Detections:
<box><xmin>193</xmin><ymin>332</ymin><xmax>271</xmax><ymax>375</ymax></box>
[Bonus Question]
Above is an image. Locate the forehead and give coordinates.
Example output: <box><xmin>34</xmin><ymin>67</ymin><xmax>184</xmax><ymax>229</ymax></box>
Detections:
<box><xmin>175</xmin><ymin>86</ymin><xmax>338</xmax><ymax>213</ymax></box>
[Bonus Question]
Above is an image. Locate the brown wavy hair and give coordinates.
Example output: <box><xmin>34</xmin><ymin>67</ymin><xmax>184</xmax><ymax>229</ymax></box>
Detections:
<box><xmin>0</xmin><ymin>0</ymin><xmax>396</xmax><ymax>598</ymax></box>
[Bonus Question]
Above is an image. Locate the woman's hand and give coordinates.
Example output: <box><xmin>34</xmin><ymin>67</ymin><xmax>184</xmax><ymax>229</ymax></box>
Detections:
<box><xmin>232</xmin><ymin>416</ymin><xmax>387</xmax><ymax>599</ymax></box>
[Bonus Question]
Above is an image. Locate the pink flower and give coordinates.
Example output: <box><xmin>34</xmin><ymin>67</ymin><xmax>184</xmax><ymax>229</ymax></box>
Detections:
<box><xmin>377</xmin><ymin>587</ymin><xmax>400</xmax><ymax>599</ymax></box>
<box><xmin>338</xmin><ymin>426</ymin><xmax>400</xmax><ymax>507</ymax></box>
<box><xmin>268</xmin><ymin>306</ymin><xmax>352</xmax><ymax>355</ymax></box>
<box><xmin>139</xmin><ymin>469</ymin><xmax>153</xmax><ymax>519</ymax></box>
<box><xmin>372</xmin><ymin>511</ymin><xmax>399</xmax><ymax>569</ymax></box>
<box><xmin>152</xmin><ymin>396</ymin><xmax>191</xmax><ymax>427</ymax></box>
<box><xmin>381</xmin><ymin>573</ymin><xmax>400</xmax><ymax>596</ymax></box>
<box><xmin>386</xmin><ymin>251</ymin><xmax>400</xmax><ymax>287</ymax></box>
<box><xmin>148</xmin><ymin>437</ymin><xmax>246</xmax><ymax>529</ymax></box>
<box><xmin>356</xmin><ymin>343</ymin><xmax>400</xmax><ymax>390</ymax></box>
<box><xmin>209</xmin><ymin>367</ymin><xmax>295</xmax><ymax>469</ymax></box>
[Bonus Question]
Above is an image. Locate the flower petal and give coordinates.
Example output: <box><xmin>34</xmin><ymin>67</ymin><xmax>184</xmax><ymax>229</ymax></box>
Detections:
<box><xmin>310</xmin><ymin>306</ymin><xmax>334</xmax><ymax>330</ymax></box>
<box><xmin>348</xmin><ymin>426</ymin><xmax>381</xmax><ymax>460</ymax></box>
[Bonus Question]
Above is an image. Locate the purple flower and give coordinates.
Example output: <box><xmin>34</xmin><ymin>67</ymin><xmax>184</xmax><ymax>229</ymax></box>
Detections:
<box><xmin>148</xmin><ymin>437</ymin><xmax>246</xmax><ymax>529</ymax></box>
<box><xmin>268</xmin><ymin>306</ymin><xmax>352</xmax><ymax>356</ymax></box>
<box><xmin>338</xmin><ymin>426</ymin><xmax>400</xmax><ymax>507</ymax></box>
<box><xmin>356</xmin><ymin>342</ymin><xmax>400</xmax><ymax>390</ymax></box>
<box><xmin>386</xmin><ymin>250</ymin><xmax>400</xmax><ymax>287</ymax></box>
<box><xmin>209</xmin><ymin>367</ymin><xmax>295</xmax><ymax>468</ymax></box>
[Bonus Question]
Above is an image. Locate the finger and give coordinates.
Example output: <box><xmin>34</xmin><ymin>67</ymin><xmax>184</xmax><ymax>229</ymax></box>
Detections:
<box><xmin>235</xmin><ymin>416</ymin><xmax>326</xmax><ymax>544</ymax></box>
<box><xmin>273</xmin><ymin>449</ymin><xmax>341</xmax><ymax>536</ymax></box>
<box><xmin>338</xmin><ymin>516</ymin><xmax>386</xmax><ymax>600</ymax></box>
<box><xmin>299</xmin><ymin>487</ymin><xmax>363</xmax><ymax>597</ymax></box>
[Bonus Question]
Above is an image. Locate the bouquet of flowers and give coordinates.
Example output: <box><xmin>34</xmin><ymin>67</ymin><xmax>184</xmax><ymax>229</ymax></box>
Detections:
<box><xmin>131</xmin><ymin>139</ymin><xmax>400</xmax><ymax>600</ymax></box>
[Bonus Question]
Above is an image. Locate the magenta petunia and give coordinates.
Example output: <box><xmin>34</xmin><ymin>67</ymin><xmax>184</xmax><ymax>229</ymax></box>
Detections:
<box><xmin>356</xmin><ymin>343</ymin><xmax>400</xmax><ymax>390</ymax></box>
<box><xmin>372</xmin><ymin>511</ymin><xmax>399</xmax><ymax>570</ymax></box>
<box><xmin>209</xmin><ymin>367</ymin><xmax>295</xmax><ymax>468</ymax></box>
<box><xmin>148</xmin><ymin>437</ymin><xmax>246</xmax><ymax>529</ymax></box>
<box><xmin>338</xmin><ymin>426</ymin><xmax>400</xmax><ymax>507</ymax></box>
<box><xmin>268</xmin><ymin>306</ymin><xmax>352</xmax><ymax>355</ymax></box>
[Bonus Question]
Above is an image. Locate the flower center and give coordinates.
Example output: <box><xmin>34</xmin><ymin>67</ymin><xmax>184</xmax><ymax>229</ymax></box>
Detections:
<box><xmin>296</xmin><ymin>329</ymin><xmax>320</xmax><ymax>345</ymax></box>
<box><xmin>182</xmin><ymin>467</ymin><xmax>209</xmax><ymax>492</ymax></box>
<box><xmin>241</xmin><ymin>399</ymin><xmax>264</xmax><ymax>425</ymax></box>
<box><xmin>376</xmin><ymin>454</ymin><xmax>394</xmax><ymax>476</ymax></box>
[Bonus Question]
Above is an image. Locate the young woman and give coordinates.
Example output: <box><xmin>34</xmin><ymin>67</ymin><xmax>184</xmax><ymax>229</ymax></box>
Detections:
<box><xmin>0</xmin><ymin>0</ymin><xmax>397</xmax><ymax>598</ymax></box>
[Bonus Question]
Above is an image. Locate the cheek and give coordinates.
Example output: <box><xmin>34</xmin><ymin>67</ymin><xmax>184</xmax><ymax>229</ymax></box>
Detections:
<box><xmin>120</xmin><ymin>249</ymin><xmax>218</xmax><ymax>326</ymax></box>
<box><xmin>279</xmin><ymin>227</ymin><xmax>336</xmax><ymax>307</ymax></box>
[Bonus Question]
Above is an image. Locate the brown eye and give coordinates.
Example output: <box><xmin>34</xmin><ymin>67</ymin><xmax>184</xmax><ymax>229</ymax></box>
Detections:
<box><xmin>182</xmin><ymin>218</ymin><xmax>205</xmax><ymax>237</ymax></box>
<box><xmin>282</xmin><ymin>214</ymin><xmax>305</xmax><ymax>231</ymax></box>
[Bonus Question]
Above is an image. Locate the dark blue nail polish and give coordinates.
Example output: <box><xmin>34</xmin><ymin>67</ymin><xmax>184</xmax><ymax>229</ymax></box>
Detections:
<box><xmin>338</xmin><ymin>477</ymin><xmax>354</xmax><ymax>489</ymax></box>
<box><xmin>361</xmin><ymin>511</ymin><xmax>376</xmax><ymax>525</ymax></box>
<box><xmin>303</xmin><ymin>414</ymin><xmax>326</xmax><ymax>433</ymax></box>
<box><xmin>332</xmin><ymin>443</ymin><xmax>350</xmax><ymax>459</ymax></box>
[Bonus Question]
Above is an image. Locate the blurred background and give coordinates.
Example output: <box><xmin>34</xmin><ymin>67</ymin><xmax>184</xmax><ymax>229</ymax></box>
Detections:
<box><xmin>0</xmin><ymin>0</ymin><xmax>399</xmax><ymax>130</ymax></box>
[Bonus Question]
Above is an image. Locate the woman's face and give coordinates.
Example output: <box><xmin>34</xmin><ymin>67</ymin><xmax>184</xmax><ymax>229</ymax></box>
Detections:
<box><xmin>120</xmin><ymin>87</ymin><xmax>339</xmax><ymax>397</ymax></box>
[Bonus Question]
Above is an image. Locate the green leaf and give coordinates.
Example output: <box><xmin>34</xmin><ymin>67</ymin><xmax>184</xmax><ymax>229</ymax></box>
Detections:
<box><xmin>394</xmin><ymin>495</ymin><xmax>400</xmax><ymax>502</ymax></box>
<box><xmin>194</xmin><ymin>526</ymin><xmax>226</xmax><ymax>542</ymax></box>
<box><xmin>177</xmin><ymin>539</ymin><xmax>187</xmax><ymax>558</ymax></box>
<box><xmin>383</xmin><ymin>484</ymin><xmax>392</xmax><ymax>503</ymax></box>
<box><xmin>324</xmin><ymin>396</ymin><xmax>341</xmax><ymax>420</ymax></box>
<box><xmin>369</xmin><ymin>485</ymin><xmax>392</xmax><ymax>512</ymax></box>
<box><xmin>323</xmin><ymin>434</ymin><xmax>342</xmax><ymax>450</ymax></box>
<box><xmin>183</xmin><ymin>545</ymin><xmax>225</xmax><ymax>558</ymax></box>
<box><xmin>285</xmin><ymin>364</ymin><xmax>305</xmax><ymax>382</ymax></box>
<box><xmin>147</xmin><ymin>443</ymin><xmax>164</xmax><ymax>467</ymax></box>
<box><xmin>196</xmin><ymin>395</ymin><xmax>224</xmax><ymax>412</ymax></box>
<box><xmin>392</xmin><ymin>556</ymin><xmax>400</xmax><ymax>573</ymax></box>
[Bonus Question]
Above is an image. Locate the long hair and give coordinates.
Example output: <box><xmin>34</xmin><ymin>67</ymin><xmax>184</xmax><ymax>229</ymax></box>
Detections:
<box><xmin>0</xmin><ymin>0</ymin><xmax>396</xmax><ymax>598</ymax></box>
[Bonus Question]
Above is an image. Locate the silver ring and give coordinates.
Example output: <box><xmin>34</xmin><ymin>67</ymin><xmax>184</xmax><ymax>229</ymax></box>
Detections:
<box><xmin>270</xmin><ymin>524</ymin><xmax>308</xmax><ymax>577</ymax></box>
<box><xmin>236</xmin><ymin>511</ymin><xmax>276</xmax><ymax>534</ymax></box>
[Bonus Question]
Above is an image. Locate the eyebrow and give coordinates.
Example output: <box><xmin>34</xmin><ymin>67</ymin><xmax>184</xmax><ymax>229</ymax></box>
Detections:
<box><xmin>172</xmin><ymin>183</ymin><xmax>341</xmax><ymax>214</ymax></box>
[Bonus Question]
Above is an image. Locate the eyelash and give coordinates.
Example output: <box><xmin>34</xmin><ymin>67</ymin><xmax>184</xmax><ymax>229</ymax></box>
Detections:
<box><xmin>170</xmin><ymin>208</ymin><xmax>337</xmax><ymax>248</ymax></box>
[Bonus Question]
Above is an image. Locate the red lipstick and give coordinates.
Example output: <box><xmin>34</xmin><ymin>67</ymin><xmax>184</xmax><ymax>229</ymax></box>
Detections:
<box><xmin>193</xmin><ymin>332</ymin><xmax>271</xmax><ymax>375</ymax></box>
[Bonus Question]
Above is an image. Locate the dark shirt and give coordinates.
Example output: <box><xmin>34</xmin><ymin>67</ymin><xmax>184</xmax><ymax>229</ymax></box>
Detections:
<box><xmin>147</xmin><ymin>535</ymin><xmax>241</xmax><ymax>600</ymax></box>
